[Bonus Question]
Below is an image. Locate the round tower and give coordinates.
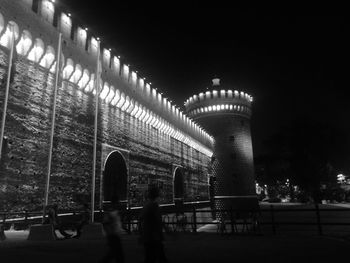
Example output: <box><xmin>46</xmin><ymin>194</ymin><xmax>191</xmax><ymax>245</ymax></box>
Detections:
<box><xmin>184</xmin><ymin>78</ymin><xmax>258</xmax><ymax>213</ymax></box>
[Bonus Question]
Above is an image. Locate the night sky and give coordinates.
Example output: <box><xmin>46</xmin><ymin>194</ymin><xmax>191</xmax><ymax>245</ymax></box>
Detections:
<box><xmin>57</xmin><ymin>2</ymin><xmax>348</xmax><ymax>164</ymax></box>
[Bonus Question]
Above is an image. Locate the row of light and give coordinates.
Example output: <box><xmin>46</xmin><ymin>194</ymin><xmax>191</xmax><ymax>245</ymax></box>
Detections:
<box><xmin>188</xmin><ymin>104</ymin><xmax>251</xmax><ymax>117</ymax></box>
<box><xmin>95</xmin><ymin>81</ymin><xmax>213</xmax><ymax>157</ymax></box>
<box><xmin>37</xmin><ymin>1</ymin><xmax>213</xmax><ymax>147</ymax></box>
<box><xmin>0</xmin><ymin>15</ymin><xmax>213</xmax><ymax>157</ymax></box>
<box><xmin>185</xmin><ymin>90</ymin><xmax>253</xmax><ymax>108</ymax></box>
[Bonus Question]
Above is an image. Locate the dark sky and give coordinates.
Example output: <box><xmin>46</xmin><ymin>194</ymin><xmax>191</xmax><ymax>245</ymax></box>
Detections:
<box><xmin>58</xmin><ymin>2</ymin><xmax>348</xmax><ymax>161</ymax></box>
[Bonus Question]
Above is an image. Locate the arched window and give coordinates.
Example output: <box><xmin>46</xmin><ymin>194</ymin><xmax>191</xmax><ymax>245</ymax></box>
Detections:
<box><xmin>126</xmin><ymin>99</ymin><xmax>135</xmax><ymax>113</ymax></box>
<box><xmin>27</xmin><ymin>38</ymin><xmax>45</xmax><ymax>63</ymax></box>
<box><xmin>49</xmin><ymin>53</ymin><xmax>64</xmax><ymax>74</ymax></box>
<box><xmin>111</xmin><ymin>89</ymin><xmax>120</xmax><ymax>106</ymax></box>
<box><xmin>105</xmin><ymin>85</ymin><xmax>115</xmax><ymax>104</ymax></box>
<box><xmin>69</xmin><ymin>64</ymin><xmax>83</xmax><ymax>84</ymax></box>
<box><xmin>78</xmin><ymin>69</ymin><xmax>90</xmax><ymax>89</ymax></box>
<box><xmin>93</xmin><ymin>82</ymin><xmax>102</xmax><ymax>96</ymax></box>
<box><xmin>121</xmin><ymin>96</ymin><xmax>130</xmax><ymax>111</ymax></box>
<box><xmin>130</xmin><ymin>102</ymin><xmax>139</xmax><ymax>116</ymax></box>
<box><xmin>135</xmin><ymin>105</ymin><xmax>143</xmax><ymax>119</ymax></box>
<box><xmin>116</xmin><ymin>93</ymin><xmax>125</xmax><ymax>108</ymax></box>
<box><xmin>0</xmin><ymin>21</ymin><xmax>20</xmax><ymax>48</ymax></box>
<box><xmin>16</xmin><ymin>30</ymin><xmax>33</xmax><ymax>56</ymax></box>
<box><xmin>39</xmin><ymin>45</ymin><xmax>55</xmax><ymax>69</ymax></box>
<box><xmin>62</xmin><ymin>58</ymin><xmax>74</xmax><ymax>80</ymax></box>
<box><xmin>84</xmin><ymin>73</ymin><xmax>95</xmax><ymax>93</ymax></box>
<box><xmin>100</xmin><ymin>82</ymin><xmax>110</xmax><ymax>100</ymax></box>
<box><xmin>139</xmin><ymin>107</ymin><xmax>148</xmax><ymax>122</ymax></box>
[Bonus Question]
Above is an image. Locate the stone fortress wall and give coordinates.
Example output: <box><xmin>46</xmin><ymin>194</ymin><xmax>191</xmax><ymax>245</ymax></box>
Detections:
<box><xmin>0</xmin><ymin>0</ymin><xmax>213</xmax><ymax>211</ymax></box>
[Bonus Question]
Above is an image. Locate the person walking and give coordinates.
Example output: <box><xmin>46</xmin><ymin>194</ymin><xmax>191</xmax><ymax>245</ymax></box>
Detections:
<box><xmin>100</xmin><ymin>201</ymin><xmax>125</xmax><ymax>263</ymax></box>
<box><xmin>74</xmin><ymin>203</ymin><xmax>90</xmax><ymax>238</ymax></box>
<box><xmin>139</xmin><ymin>186</ymin><xmax>167</xmax><ymax>263</ymax></box>
<box><xmin>44</xmin><ymin>204</ymin><xmax>73</xmax><ymax>239</ymax></box>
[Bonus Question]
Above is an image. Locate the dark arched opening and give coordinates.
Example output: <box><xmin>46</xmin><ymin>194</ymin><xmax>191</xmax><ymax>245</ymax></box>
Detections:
<box><xmin>103</xmin><ymin>151</ymin><xmax>128</xmax><ymax>205</ymax></box>
<box><xmin>174</xmin><ymin>168</ymin><xmax>184</xmax><ymax>201</ymax></box>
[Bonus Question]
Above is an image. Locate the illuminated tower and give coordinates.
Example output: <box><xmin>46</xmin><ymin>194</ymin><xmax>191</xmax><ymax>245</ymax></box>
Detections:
<box><xmin>184</xmin><ymin>78</ymin><xmax>257</xmax><ymax>212</ymax></box>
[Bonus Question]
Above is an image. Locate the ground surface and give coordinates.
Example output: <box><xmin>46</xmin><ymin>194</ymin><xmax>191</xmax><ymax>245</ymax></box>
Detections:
<box><xmin>1</xmin><ymin>202</ymin><xmax>350</xmax><ymax>262</ymax></box>
<box><xmin>1</xmin><ymin>230</ymin><xmax>350</xmax><ymax>263</ymax></box>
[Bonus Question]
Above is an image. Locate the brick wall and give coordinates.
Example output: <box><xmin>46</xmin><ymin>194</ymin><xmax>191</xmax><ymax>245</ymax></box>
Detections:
<box><xmin>0</xmin><ymin>47</ymin><xmax>210</xmax><ymax>212</ymax></box>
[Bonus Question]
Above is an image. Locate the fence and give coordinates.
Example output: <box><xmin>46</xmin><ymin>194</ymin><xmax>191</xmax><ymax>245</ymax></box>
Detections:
<box><xmin>1</xmin><ymin>204</ymin><xmax>350</xmax><ymax>237</ymax></box>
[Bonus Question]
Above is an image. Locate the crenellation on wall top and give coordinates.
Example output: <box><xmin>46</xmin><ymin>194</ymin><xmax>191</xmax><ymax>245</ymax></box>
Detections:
<box><xmin>184</xmin><ymin>88</ymin><xmax>253</xmax><ymax>112</ymax></box>
<box><xmin>0</xmin><ymin>0</ymin><xmax>214</xmax><ymax>155</ymax></box>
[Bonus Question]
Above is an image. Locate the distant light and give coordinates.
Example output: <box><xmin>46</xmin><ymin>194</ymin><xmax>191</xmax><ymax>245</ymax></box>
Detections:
<box><xmin>68</xmin><ymin>13</ymin><xmax>71</xmax><ymax>17</ymax></box>
<box><xmin>337</xmin><ymin>174</ymin><xmax>346</xmax><ymax>183</ymax></box>
<box><xmin>85</xmin><ymin>27</ymin><xmax>88</xmax><ymax>31</ymax></box>
<box><xmin>50</xmin><ymin>0</ymin><xmax>55</xmax><ymax>3</ymax></box>
<box><xmin>117</xmin><ymin>55</ymin><xmax>120</xmax><ymax>58</ymax></box>
<box><xmin>108</xmin><ymin>48</ymin><xmax>111</xmax><ymax>51</ymax></box>
<box><xmin>96</xmin><ymin>37</ymin><xmax>100</xmax><ymax>41</ymax></box>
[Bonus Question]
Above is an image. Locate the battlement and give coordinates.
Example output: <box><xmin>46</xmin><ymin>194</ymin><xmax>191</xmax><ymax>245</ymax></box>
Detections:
<box><xmin>0</xmin><ymin>0</ymin><xmax>213</xmax><ymax>155</ymax></box>
<box><xmin>184</xmin><ymin>82</ymin><xmax>253</xmax><ymax>119</ymax></box>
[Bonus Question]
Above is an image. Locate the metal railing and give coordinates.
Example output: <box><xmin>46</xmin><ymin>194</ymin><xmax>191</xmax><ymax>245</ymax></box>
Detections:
<box><xmin>1</xmin><ymin>204</ymin><xmax>350</xmax><ymax>237</ymax></box>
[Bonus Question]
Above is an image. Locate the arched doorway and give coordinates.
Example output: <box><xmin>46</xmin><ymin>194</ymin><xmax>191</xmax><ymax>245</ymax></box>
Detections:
<box><xmin>173</xmin><ymin>167</ymin><xmax>184</xmax><ymax>202</ymax></box>
<box><xmin>103</xmin><ymin>151</ymin><xmax>128</xmax><ymax>205</ymax></box>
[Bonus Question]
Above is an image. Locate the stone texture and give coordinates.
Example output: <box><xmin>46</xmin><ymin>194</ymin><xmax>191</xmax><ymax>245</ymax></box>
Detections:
<box><xmin>0</xmin><ymin>48</ymin><xmax>211</xmax><ymax>212</ymax></box>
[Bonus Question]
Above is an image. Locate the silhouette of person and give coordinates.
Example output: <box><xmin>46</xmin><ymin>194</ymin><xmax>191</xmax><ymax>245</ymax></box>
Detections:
<box><xmin>44</xmin><ymin>204</ymin><xmax>72</xmax><ymax>239</ymax></box>
<box><xmin>100</xmin><ymin>200</ymin><xmax>124</xmax><ymax>263</ymax></box>
<box><xmin>74</xmin><ymin>203</ymin><xmax>90</xmax><ymax>238</ymax></box>
<box><xmin>139</xmin><ymin>186</ymin><xmax>167</xmax><ymax>263</ymax></box>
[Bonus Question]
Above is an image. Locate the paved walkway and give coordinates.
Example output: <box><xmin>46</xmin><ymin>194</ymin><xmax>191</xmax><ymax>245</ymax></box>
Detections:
<box><xmin>1</xmin><ymin>229</ymin><xmax>349</xmax><ymax>263</ymax></box>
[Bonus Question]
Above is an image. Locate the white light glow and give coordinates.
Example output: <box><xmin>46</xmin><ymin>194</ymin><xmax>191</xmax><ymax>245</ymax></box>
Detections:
<box><xmin>105</xmin><ymin>87</ymin><xmax>115</xmax><ymax>104</ymax></box>
<box><xmin>16</xmin><ymin>30</ymin><xmax>32</xmax><ymax>56</ymax></box>
<box><xmin>111</xmin><ymin>89</ymin><xmax>120</xmax><ymax>106</ymax></box>
<box><xmin>78</xmin><ymin>69</ymin><xmax>90</xmax><ymax>89</ymax></box>
<box><xmin>27</xmin><ymin>38</ymin><xmax>45</xmax><ymax>63</ymax></box>
<box><xmin>100</xmin><ymin>83</ymin><xmax>110</xmax><ymax>100</ymax></box>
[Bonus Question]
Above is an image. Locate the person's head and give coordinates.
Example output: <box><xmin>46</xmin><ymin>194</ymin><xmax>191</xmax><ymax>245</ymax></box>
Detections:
<box><xmin>148</xmin><ymin>186</ymin><xmax>160</xmax><ymax>200</ymax></box>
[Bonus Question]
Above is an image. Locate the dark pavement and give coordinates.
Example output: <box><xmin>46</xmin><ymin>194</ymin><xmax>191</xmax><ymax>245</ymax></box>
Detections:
<box><xmin>1</xmin><ymin>230</ymin><xmax>349</xmax><ymax>263</ymax></box>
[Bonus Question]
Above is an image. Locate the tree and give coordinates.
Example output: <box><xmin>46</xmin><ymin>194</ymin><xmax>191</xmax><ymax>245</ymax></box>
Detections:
<box><xmin>255</xmin><ymin>117</ymin><xmax>348</xmax><ymax>203</ymax></box>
